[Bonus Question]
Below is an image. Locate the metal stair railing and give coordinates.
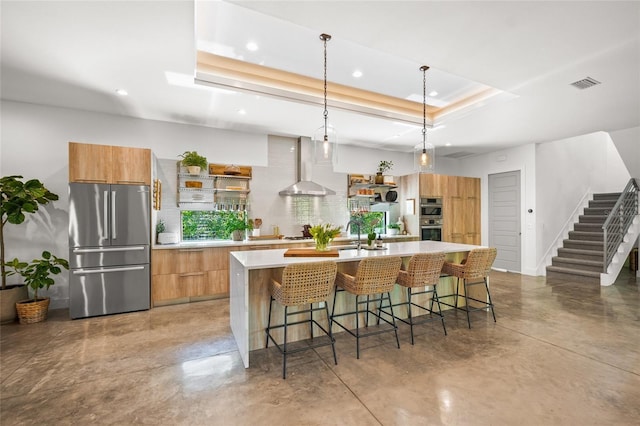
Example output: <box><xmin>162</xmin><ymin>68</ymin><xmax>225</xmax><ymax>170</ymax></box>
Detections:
<box><xmin>602</xmin><ymin>178</ymin><xmax>639</xmax><ymax>272</ymax></box>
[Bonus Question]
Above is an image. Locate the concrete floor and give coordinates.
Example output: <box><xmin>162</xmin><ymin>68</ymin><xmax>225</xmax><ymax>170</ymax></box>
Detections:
<box><xmin>1</xmin><ymin>269</ymin><xmax>639</xmax><ymax>425</ymax></box>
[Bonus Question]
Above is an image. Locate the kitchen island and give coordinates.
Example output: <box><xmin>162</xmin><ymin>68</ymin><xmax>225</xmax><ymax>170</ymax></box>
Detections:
<box><xmin>230</xmin><ymin>240</ymin><xmax>485</xmax><ymax>368</ymax></box>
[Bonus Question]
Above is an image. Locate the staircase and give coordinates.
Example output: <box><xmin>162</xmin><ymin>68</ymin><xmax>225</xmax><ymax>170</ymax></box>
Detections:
<box><xmin>546</xmin><ymin>193</ymin><xmax>619</xmax><ymax>284</ymax></box>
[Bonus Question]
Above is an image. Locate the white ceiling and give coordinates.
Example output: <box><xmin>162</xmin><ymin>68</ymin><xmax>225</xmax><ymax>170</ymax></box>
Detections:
<box><xmin>1</xmin><ymin>1</ymin><xmax>639</xmax><ymax>157</ymax></box>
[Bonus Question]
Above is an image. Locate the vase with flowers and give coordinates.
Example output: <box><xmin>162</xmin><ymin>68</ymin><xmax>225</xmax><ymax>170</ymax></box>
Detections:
<box><xmin>309</xmin><ymin>223</ymin><xmax>342</xmax><ymax>251</ymax></box>
<box><xmin>376</xmin><ymin>160</ymin><xmax>393</xmax><ymax>184</ymax></box>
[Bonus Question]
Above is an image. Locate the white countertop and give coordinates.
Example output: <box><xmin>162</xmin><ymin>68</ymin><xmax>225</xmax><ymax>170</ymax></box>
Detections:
<box><xmin>230</xmin><ymin>240</ymin><xmax>484</xmax><ymax>270</ymax></box>
<box><xmin>152</xmin><ymin>234</ymin><xmax>417</xmax><ymax>250</ymax></box>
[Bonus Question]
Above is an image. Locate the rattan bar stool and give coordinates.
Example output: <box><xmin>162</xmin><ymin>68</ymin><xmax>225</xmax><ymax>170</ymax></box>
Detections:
<box><xmin>265</xmin><ymin>261</ymin><xmax>338</xmax><ymax>379</ymax></box>
<box><xmin>379</xmin><ymin>252</ymin><xmax>447</xmax><ymax>344</ymax></box>
<box><xmin>440</xmin><ymin>247</ymin><xmax>497</xmax><ymax>328</ymax></box>
<box><xmin>330</xmin><ymin>256</ymin><xmax>403</xmax><ymax>359</ymax></box>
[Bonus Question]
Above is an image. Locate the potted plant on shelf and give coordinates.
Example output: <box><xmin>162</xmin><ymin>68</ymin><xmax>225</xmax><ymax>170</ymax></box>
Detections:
<box><xmin>387</xmin><ymin>222</ymin><xmax>401</xmax><ymax>236</ymax></box>
<box><xmin>179</xmin><ymin>151</ymin><xmax>208</xmax><ymax>175</ymax></box>
<box><xmin>309</xmin><ymin>223</ymin><xmax>342</xmax><ymax>251</ymax></box>
<box><xmin>376</xmin><ymin>160</ymin><xmax>393</xmax><ymax>184</ymax></box>
<box><xmin>4</xmin><ymin>251</ymin><xmax>69</xmax><ymax>324</ymax></box>
<box><xmin>1</xmin><ymin>175</ymin><xmax>59</xmax><ymax>323</ymax></box>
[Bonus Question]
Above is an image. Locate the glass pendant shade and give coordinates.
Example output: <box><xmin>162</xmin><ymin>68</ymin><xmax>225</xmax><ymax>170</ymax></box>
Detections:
<box><xmin>414</xmin><ymin>142</ymin><xmax>435</xmax><ymax>173</ymax></box>
<box><xmin>312</xmin><ymin>124</ymin><xmax>337</xmax><ymax>166</ymax></box>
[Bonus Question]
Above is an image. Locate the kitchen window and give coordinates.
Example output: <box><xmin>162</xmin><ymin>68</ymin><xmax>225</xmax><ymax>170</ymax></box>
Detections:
<box><xmin>181</xmin><ymin>210</ymin><xmax>248</xmax><ymax>241</ymax></box>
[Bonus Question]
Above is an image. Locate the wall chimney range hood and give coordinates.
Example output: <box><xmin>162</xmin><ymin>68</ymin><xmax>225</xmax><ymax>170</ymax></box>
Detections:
<box><xmin>279</xmin><ymin>137</ymin><xmax>336</xmax><ymax>196</ymax></box>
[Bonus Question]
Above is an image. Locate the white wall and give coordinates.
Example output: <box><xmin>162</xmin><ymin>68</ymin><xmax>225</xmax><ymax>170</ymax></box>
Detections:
<box><xmin>609</xmin><ymin>126</ymin><xmax>640</xmax><ymax>178</ymax></box>
<box><xmin>454</xmin><ymin>144</ymin><xmax>538</xmax><ymax>276</ymax></box>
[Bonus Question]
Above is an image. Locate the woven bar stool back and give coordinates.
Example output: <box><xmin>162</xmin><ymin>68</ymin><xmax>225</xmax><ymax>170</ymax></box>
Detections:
<box><xmin>397</xmin><ymin>252</ymin><xmax>446</xmax><ymax>288</ymax></box>
<box><xmin>266</xmin><ymin>261</ymin><xmax>338</xmax><ymax>379</ymax></box>
<box><xmin>271</xmin><ymin>261</ymin><xmax>337</xmax><ymax>306</ymax></box>
<box><xmin>441</xmin><ymin>247</ymin><xmax>497</xmax><ymax>328</ymax></box>
<box><xmin>340</xmin><ymin>257</ymin><xmax>403</xmax><ymax>295</ymax></box>
<box><xmin>331</xmin><ymin>256</ymin><xmax>402</xmax><ymax>359</ymax></box>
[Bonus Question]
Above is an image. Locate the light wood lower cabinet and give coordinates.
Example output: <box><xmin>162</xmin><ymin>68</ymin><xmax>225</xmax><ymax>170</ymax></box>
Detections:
<box><xmin>152</xmin><ymin>247</ymin><xmax>229</xmax><ymax>306</ymax></box>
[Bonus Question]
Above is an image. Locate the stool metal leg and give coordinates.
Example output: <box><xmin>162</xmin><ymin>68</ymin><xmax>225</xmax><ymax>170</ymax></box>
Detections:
<box><xmin>283</xmin><ymin>306</ymin><xmax>288</xmax><ymax>379</ymax></box>
<box><xmin>407</xmin><ymin>288</ymin><xmax>415</xmax><ymax>345</ymax></box>
<box><xmin>463</xmin><ymin>280</ymin><xmax>472</xmax><ymax>329</ymax></box>
<box><xmin>325</xmin><ymin>304</ymin><xmax>338</xmax><ymax>365</ymax></box>
<box><xmin>386</xmin><ymin>292</ymin><xmax>400</xmax><ymax>349</ymax></box>
<box><xmin>485</xmin><ymin>278</ymin><xmax>497</xmax><ymax>322</ymax></box>
<box><xmin>309</xmin><ymin>302</ymin><xmax>314</xmax><ymax>339</ymax></box>
<box><xmin>433</xmin><ymin>286</ymin><xmax>447</xmax><ymax>336</ymax></box>
<box><xmin>265</xmin><ymin>296</ymin><xmax>274</xmax><ymax>348</ymax></box>
<box><xmin>355</xmin><ymin>295</ymin><xmax>361</xmax><ymax>359</ymax></box>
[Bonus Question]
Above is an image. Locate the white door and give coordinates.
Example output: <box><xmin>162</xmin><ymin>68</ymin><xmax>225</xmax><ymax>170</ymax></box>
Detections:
<box><xmin>489</xmin><ymin>171</ymin><xmax>521</xmax><ymax>271</ymax></box>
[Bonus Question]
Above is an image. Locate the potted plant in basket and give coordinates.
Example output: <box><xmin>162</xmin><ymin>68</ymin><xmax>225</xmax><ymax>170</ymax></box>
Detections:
<box><xmin>4</xmin><ymin>251</ymin><xmax>69</xmax><ymax>324</ymax></box>
<box><xmin>1</xmin><ymin>175</ymin><xmax>59</xmax><ymax>323</ymax></box>
<box><xmin>376</xmin><ymin>160</ymin><xmax>393</xmax><ymax>184</ymax></box>
<box><xmin>179</xmin><ymin>151</ymin><xmax>208</xmax><ymax>175</ymax></box>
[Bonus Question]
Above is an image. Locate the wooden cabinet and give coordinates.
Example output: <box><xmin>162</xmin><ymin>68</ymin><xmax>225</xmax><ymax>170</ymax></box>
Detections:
<box><xmin>151</xmin><ymin>247</ymin><xmax>230</xmax><ymax>306</ymax></box>
<box><xmin>419</xmin><ymin>173</ymin><xmax>481</xmax><ymax>244</ymax></box>
<box><xmin>69</xmin><ymin>142</ymin><xmax>151</xmax><ymax>185</ymax></box>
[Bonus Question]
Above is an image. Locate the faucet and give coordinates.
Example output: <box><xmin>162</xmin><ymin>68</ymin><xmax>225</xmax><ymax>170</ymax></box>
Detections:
<box><xmin>346</xmin><ymin>217</ymin><xmax>363</xmax><ymax>249</ymax></box>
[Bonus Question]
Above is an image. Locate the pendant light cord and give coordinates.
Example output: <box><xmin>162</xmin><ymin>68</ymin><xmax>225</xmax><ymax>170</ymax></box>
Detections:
<box><xmin>421</xmin><ymin>65</ymin><xmax>428</xmax><ymax>151</ymax></box>
<box><xmin>321</xmin><ymin>34</ymin><xmax>330</xmax><ymax>141</ymax></box>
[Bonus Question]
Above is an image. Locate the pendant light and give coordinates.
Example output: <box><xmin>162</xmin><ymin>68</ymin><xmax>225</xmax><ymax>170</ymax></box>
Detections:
<box><xmin>415</xmin><ymin>65</ymin><xmax>435</xmax><ymax>173</ymax></box>
<box><xmin>312</xmin><ymin>33</ymin><xmax>337</xmax><ymax>168</ymax></box>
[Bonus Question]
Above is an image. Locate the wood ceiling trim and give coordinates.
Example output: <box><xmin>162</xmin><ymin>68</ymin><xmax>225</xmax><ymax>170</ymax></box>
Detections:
<box><xmin>197</xmin><ymin>51</ymin><xmax>438</xmax><ymax>120</ymax></box>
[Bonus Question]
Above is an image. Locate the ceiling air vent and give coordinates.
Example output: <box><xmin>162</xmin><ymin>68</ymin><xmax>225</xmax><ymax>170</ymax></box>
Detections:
<box><xmin>443</xmin><ymin>151</ymin><xmax>475</xmax><ymax>159</ymax></box>
<box><xmin>570</xmin><ymin>77</ymin><xmax>601</xmax><ymax>90</ymax></box>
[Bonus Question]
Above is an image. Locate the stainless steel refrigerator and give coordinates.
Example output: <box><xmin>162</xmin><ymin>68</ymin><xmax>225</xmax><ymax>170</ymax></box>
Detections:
<box><xmin>68</xmin><ymin>183</ymin><xmax>150</xmax><ymax>319</ymax></box>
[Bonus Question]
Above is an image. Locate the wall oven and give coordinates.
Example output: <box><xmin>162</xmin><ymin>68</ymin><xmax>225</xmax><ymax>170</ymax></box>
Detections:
<box><xmin>420</xmin><ymin>197</ymin><xmax>443</xmax><ymax>241</ymax></box>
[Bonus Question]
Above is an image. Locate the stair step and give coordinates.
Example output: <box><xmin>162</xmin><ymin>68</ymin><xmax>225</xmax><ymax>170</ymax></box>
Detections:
<box><xmin>546</xmin><ymin>266</ymin><xmax>601</xmax><ymax>284</ymax></box>
<box><xmin>588</xmin><ymin>199</ymin><xmax>617</xmax><ymax>208</ymax></box>
<box><xmin>568</xmin><ymin>231</ymin><xmax>604</xmax><ymax>242</ymax></box>
<box><xmin>579</xmin><ymin>214</ymin><xmax>607</xmax><ymax>224</ymax></box>
<box><xmin>593</xmin><ymin>192</ymin><xmax>622</xmax><ymax>200</ymax></box>
<box><xmin>552</xmin><ymin>256</ymin><xmax>603</xmax><ymax>272</ymax></box>
<box><xmin>584</xmin><ymin>207</ymin><xmax>612</xmax><ymax>216</ymax></box>
<box><xmin>563</xmin><ymin>239</ymin><xmax>603</xmax><ymax>251</ymax></box>
<box><xmin>574</xmin><ymin>223</ymin><xmax>603</xmax><ymax>232</ymax></box>
<box><xmin>557</xmin><ymin>247</ymin><xmax>604</xmax><ymax>261</ymax></box>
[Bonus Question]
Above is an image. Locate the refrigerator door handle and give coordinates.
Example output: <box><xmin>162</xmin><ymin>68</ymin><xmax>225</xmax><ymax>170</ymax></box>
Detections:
<box><xmin>72</xmin><ymin>246</ymin><xmax>146</xmax><ymax>254</ymax></box>
<box><xmin>103</xmin><ymin>190</ymin><xmax>109</xmax><ymax>241</ymax></box>
<box><xmin>111</xmin><ymin>190</ymin><xmax>117</xmax><ymax>240</ymax></box>
<box><xmin>72</xmin><ymin>265</ymin><xmax>145</xmax><ymax>275</ymax></box>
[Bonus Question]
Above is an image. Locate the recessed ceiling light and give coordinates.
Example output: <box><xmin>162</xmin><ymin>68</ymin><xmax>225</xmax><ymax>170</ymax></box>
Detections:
<box><xmin>115</xmin><ymin>89</ymin><xmax>128</xmax><ymax>96</ymax></box>
<box><xmin>246</xmin><ymin>41</ymin><xmax>258</xmax><ymax>51</ymax></box>
<box><xmin>429</xmin><ymin>91</ymin><xmax>438</xmax><ymax>97</ymax></box>
<box><xmin>445</xmin><ymin>143</ymin><xmax>452</xmax><ymax>146</ymax></box>
<box><xmin>237</xmin><ymin>109</ymin><xmax>246</xmax><ymax>115</ymax></box>
<box><xmin>352</xmin><ymin>70</ymin><xmax>363</xmax><ymax>78</ymax></box>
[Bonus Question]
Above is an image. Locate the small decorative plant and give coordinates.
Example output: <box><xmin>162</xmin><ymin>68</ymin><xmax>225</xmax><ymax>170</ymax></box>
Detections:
<box><xmin>225</xmin><ymin>212</ymin><xmax>252</xmax><ymax>241</ymax></box>
<box><xmin>309</xmin><ymin>223</ymin><xmax>342</xmax><ymax>251</ymax></box>
<box><xmin>367</xmin><ymin>232</ymin><xmax>377</xmax><ymax>246</ymax></box>
<box><xmin>388</xmin><ymin>223</ymin><xmax>401</xmax><ymax>230</ymax></box>
<box><xmin>179</xmin><ymin>151</ymin><xmax>208</xmax><ymax>170</ymax></box>
<box><xmin>4</xmin><ymin>251</ymin><xmax>69</xmax><ymax>302</ymax></box>
<box><xmin>377</xmin><ymin>160</ymin><xmax>393</xmax><ymax>174</ymax></box>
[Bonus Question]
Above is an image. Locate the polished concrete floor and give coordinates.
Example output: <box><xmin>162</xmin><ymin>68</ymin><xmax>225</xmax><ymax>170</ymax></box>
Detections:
<box><xmin>1</xmin><ymin>269</ymin><xmax>639</xmax><ymax>425</ymax></box>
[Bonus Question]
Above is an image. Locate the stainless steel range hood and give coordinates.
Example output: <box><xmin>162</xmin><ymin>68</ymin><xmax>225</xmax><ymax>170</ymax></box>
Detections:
<box><xmin>279</xmin><ymin>137</ymin><xmax>336</xmax><ymax>196</ymax></box>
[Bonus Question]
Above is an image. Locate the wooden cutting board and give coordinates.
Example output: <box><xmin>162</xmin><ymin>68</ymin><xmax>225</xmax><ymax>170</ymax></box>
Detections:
<box><xmin>284</xmin><ymin>248</ymin><xmax>339</xmax><ymax>257</ymax></box>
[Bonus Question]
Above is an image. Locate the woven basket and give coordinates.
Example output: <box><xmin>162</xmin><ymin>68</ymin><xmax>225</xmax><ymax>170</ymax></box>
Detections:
<box><xmin>16</xmin><ymin>298</ymin><xmax>50</xmax><ymax>324</ymax></box>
